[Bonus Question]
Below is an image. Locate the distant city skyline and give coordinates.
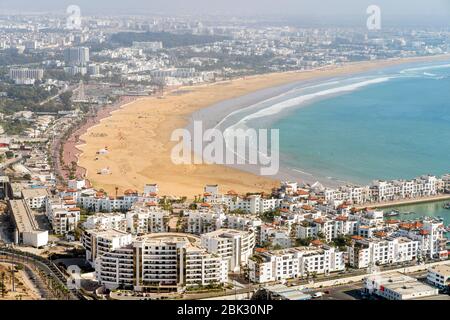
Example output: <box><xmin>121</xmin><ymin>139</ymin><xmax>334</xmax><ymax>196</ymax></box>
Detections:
<box><xmin>1</xmin><ymin>0</ymin><xmax>450</xmax><ymax>20</ymax></box>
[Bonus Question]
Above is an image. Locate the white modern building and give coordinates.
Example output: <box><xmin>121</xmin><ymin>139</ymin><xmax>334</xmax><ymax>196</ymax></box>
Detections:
<box><xmin>346</xmin><ymin>236</ymin><xmax>420</xmax><ymax>269</ymax></box>
<box><xmin>248</xmin><ymin>245</ymin><xmax>345</xmax><ymax>284</ymax></box>
<box><xmin>427</xmin><ymin>264</ymin><xmax>450</xmax><ymax>289</ymax></box>
<box><xmin>95</xmin><ymin>233</ymin><xmax>228</xmax><ymax>292</ymax></box>
<box><xmin>201</xmin><ymin>229</ymin><xmax>256</xmax><ymax>272</ymax></box>
<box><xmin>364</xmin><ymin>272</ymin><xmax>438</xmax><ymax>300</ymax></box>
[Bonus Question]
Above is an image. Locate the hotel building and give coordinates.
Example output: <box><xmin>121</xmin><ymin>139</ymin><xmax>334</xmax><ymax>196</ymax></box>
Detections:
<box><xmin>94</xmin><ymin>233</ymin><xmax>228</xmax><ymax>292</ymax></box>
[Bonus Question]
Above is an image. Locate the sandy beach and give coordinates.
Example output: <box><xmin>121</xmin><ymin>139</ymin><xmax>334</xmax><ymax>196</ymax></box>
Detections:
<box><xmin>76</xmin><ymin>55</ymin><xmax>450</xmax><ymax>198</ymax></box>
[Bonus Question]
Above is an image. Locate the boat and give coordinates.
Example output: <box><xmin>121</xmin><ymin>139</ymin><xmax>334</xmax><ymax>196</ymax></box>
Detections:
<box><xmin>443</xmin><ymin>203</ymin><xmax>450</xmax><ymax>210</ymax></box>
<box><xmin>385</xmin><ymin>210</ymin><xmax>400</xmax><ymax>217</ymax></box>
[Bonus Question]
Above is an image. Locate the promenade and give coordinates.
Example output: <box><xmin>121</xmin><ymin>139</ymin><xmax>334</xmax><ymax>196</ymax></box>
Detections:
<box><xmin>355</xmin><ymin>194</ymin><xmax>450</xmax><ymax>210</ymax></box>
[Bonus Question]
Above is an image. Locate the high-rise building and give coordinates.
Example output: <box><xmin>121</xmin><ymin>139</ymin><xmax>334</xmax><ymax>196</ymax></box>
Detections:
<box><xmin>64</xmin><ymin>47</ymin><xmax>90</xmax><ymax>66</ymax></box>
<box><xmin>9</xmin><ymin>68</ymin><xmax>44</xmax><ymax>85</ymax></box>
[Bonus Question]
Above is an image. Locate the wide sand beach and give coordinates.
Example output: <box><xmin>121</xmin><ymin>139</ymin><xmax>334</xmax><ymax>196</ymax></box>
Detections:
<box><xmin>76</xmin><ymin>55</ymin><xmax>450</xmax><ymax>198</ymax></box>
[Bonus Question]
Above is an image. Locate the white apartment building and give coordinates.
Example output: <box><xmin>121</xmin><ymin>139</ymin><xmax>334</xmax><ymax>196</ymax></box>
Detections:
<box><xmin>82</xmin><ymin>229</ymin><xmax>132</xmax><ymax>266</ymax></box>
<box><xmin>259</xmin><ymin>224</ymin><xmax>294</xmax><ymax>249</ymax></box>
<box><xmin>224</xmin><ymin>194</ymin><xmax>282</xmax><ymax>214</ymax></box>
<box><xmin>346</xmin><ymin>236</ymin><xmax>420</xmax><ymax>269</ymax></box>
<box><xmin>125</xmin><ymin>205</ymin><xmax>169</xmax><ymax>234</ymax></box>
<box><xmin>442</xmin><ymin>174</ymin><xmax>450</xmax><ymax>193</ymax></box>
<box><xmin>21</xmin><ymin>188</ymin><xmax>49</xmax><ymax>210</ymax></box>
<box><xmin>324</xmin><ymin>175</ymin><xmax>443</xmax><ymax>205</ymax></box>
<box><xmin>370</xmin><ymin>175</ymin><xmax>440</xmax><ymax>202</ymax></box>
<box><xmin>78</xmin><ymin>194</ymin><xmax>140</xmax><ymax>212</ymax></box>
<box><xmin>83</xmin><ymin>212</ymin><xmax>127</xmax><ymax>232</ymax></box>
<box><xmin>46</xmin><ymin>197</ymin><xmax>80</xmax><ymax>235</ymax></box>
<box><xmin>186</xmin><ymin>210</ymin><xmax>226</xmax><ymax>234</ymax></box>
<box><xmin>95</xmin><ymin>233</ymin><xmax>228</xmax><ymax>292</ymax></box>
<box><xmin>248</xmin><ymin>245</ymin><xmax>345</xmax><ymax>284</ymax></box>
<box><xmin>9</xmin><ymin>68</ymin><xmax>44</xmax><ymax>84</ymax></box>
<box><xmin>295</xmin><ymin>216</ymin><xmax>357</xmax><ymax>242</ymax></box>
<box><xmin>201</xmin><ymin>229</ymin><xmax>256</xmax><ymax>272</ymax></box>
<box><xmin>186</xmin><ymin>210</ymin><xmax>262</xmax><ymax>235</ymax></box>
<box><xmin>427</xmin><ymin>264</ymin><xmax>450</xmax><ymax>289</ymax></box>
<box><xmin>396</xmin><ymin>220</ymin><xmax>447</xmax><ymax>259</ymax></box>
<box><xmin>67</xmin><ymin>179</ymin><xmax>86</xmax><ymax>191</ymax></box>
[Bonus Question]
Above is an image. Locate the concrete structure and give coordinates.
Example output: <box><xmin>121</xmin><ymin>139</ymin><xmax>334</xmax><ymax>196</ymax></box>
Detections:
<box><xmin>347</xmin><ymin>236</ymin><xmax>420</xmax><ymax>269</ymax></box>
<box><xmin>94</xmin><ymin>233</ymin><xmax>228</xmax><ymax>292</ymax></box>
<box><xmin>83</xmin><ymin>212</ymin><xmax>127</xmax><ymax>232</ymax></box>
<box><xmin>21</xmin><ymin>188</ymin><xmax>49</xmax><ymax>210</ymax></box>
<box><xmin>9</xmin><ymin>68</ymin><xmax>43</xmax><ymax>84</ymax></box>
<box><xmin>248</xmin><ymin>245</ymin><xmax>345</xmax><ymax>284</ymax></box>
<box><xmin>64</xmin><ymin>47</ymin><xmax>90</xmax><ymax>66</ymax></box>
<box><xmin>364</xmin><ymin>272</ymin><xmax>438</xmax><ymax>300</ymax></box>
<box><xmin>201</xmin><ymin>229</ymin><xmax>255</xmax><ymax>272</ymax></box>
<box><xmin>82</xmin><ymin>229</ymin><xmax>132</xmax><ymax>266</ymax></box>
<box><xmin>8</xmin><ymin>199</ymin><xmax>48</xmax><ymax>248</ymax></box>
<box><xmin>427</xmin><ymin>264</ymin><xmax>450</xmax><ymax>289</ymax></box>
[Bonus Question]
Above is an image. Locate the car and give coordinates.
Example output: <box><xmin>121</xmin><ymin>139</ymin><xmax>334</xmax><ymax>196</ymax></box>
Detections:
<box><xmin>312</xmin><ymin>292</ymin><xmax>324</xmax><ymax>298</ymax></box>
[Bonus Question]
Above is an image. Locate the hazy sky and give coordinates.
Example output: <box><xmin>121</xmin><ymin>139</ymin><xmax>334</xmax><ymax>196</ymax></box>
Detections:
<box><xmin>1</xmin><ymin>0</ymin><xmax>450</xmax><ymax>18</ymax></box>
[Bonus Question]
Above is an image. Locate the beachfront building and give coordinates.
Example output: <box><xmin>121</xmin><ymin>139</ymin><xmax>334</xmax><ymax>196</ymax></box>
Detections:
<box><xmin>95</xmin><ymin>233</ymin><xmax>228</xmax><ymax>292</ymax></box>
<box><xmin>67</xmin><ymin>179</ymin><xmax>87</xmax><ymax>191</ymax></box>
<box><xmin>369</xmin><ymin>175</ymin><xmax>440</xmax><ymax>203</ymax></box>
<box><xmin>427</xmin><ymin>264</ymin><xmax>450</xmax><ymax>289</ymax></box>
<box><xmin>363</xmin><ymin>272</ymin><xmax>438</xmax><ymax>300</ymax></box>
<box><xmin>78</xmin><ymin>191</ymin><xmax>140</xmax><ymax>212</ymax></box>
<box><xmin>201</xmin><ymin>229</ymin><xmax>256</xmax><ymax>273</ymax></box>
<box><xmin>248</xmin><ymin>245</ymin><xmax>345</xmax><ymax>284</ymax></box>
<box><xmin>322</xmin><ymin>175</ymin><xmax>444</xmax><ymax>205</ymax></box>
<box><xmin>442</xmin><ymin>174</ymin><xmax>450</xmax><ymax>193</ymax></box>
<box><xmin>59</xmin><ymin>185</ymin><xmax>161</xmax><ymax>213</ymax></box>
<box><xmin>346</xmin><ymin>236</ymin><xmax>420</xmax><ymax>269</ymax></box>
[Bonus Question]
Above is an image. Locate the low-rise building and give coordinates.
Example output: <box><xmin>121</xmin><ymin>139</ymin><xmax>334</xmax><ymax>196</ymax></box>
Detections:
<box><xmin>364</xmin><ymin>272</ymin><xmax>438</xmax><ymax>300</ymax></box>
<box><xmin>248</xmin><ymin>245</ymin><xmax>345</xmax><ymax>284</ymax></box>
<box><xmin>427</xmin><ymin>264</ymin><xmax>450</xmax><ymax>289</ymax></box>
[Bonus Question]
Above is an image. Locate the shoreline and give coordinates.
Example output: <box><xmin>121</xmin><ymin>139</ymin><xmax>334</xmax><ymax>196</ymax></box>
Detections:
<box><xmin>76</xmin><ymin>54</ymin><xmax>450</xmax><ymax>197</ymax></box>
<box><xmin>355</xmin><ymin>194</ymin><xmax>450</xmax><ymax>210</ymax></box>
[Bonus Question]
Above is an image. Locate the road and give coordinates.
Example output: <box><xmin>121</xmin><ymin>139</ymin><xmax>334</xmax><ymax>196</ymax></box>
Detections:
<box><xmin>0</xmin><ymin>247</ymin><xmax>85</xmax><ymax>300</ymax></box>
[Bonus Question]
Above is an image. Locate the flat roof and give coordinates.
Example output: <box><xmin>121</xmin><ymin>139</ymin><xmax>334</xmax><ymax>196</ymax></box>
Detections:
<box><xmin>429</xmin><ymin>264</ymin><xmax>450</xmax><ymax>277</ymax></box>
<box><xmin>263</xmin><ymin>284</ymin><xmax>311</xmax><ymax>300</ymax></box>
<box><xmin>9</xmin><ymin>199</ymin><xmax>38</xmax><ymax>234</ymax></box>
<box><xmin>385</xmin><ymin>280</ymin><xmax>437</xmax><ymax>296</ymax></box>
<box><xmin>21</xmin><ymin>188</ymin><xmax>49</xmax><ymax>199</ymax></box>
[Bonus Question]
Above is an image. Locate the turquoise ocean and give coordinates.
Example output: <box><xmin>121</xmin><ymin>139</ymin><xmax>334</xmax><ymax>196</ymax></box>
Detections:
<box><xmin>217</xmin><ymin>60</ymin><xmax>450</xmax><ymax>223</ymax></box>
